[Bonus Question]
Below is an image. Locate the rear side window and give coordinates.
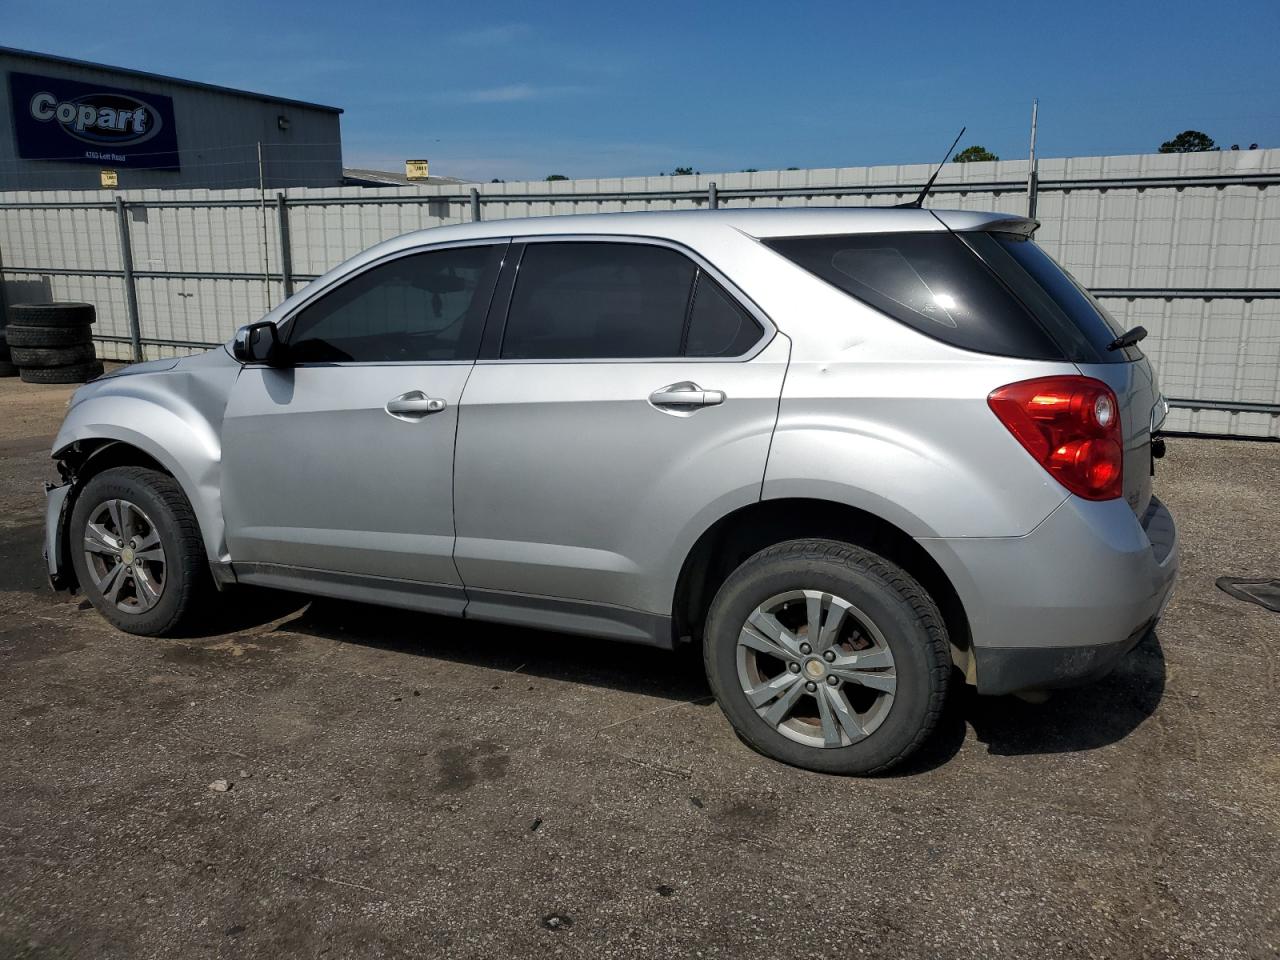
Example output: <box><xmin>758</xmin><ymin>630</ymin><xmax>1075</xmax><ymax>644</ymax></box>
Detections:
<box><xmin>764</xmin><ymin>232</ymin><xmax>1062</xmax><ymax>360</ymax></box>
<box><xmin>502</xmin><ymin>242</ymin><xmax>695</xmax><ymax>359</ymax></box>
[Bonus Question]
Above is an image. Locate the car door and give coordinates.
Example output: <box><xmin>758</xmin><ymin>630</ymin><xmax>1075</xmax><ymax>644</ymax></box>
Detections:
<box><xmin>452</xmin><ymin>238</ymin><xmax>790</xmax><ymax>639</ymax></box>
<box><xmin>221</xmin><ymin>241</ymin><xmax>506</xmax><ymax>613</ymax></box>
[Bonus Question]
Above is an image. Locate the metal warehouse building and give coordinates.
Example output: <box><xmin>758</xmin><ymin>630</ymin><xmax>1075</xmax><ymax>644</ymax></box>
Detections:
<box><xmin>0</xmin><ymin>47</ymin><xmax>344</xmax><ymax>191</ymax></box>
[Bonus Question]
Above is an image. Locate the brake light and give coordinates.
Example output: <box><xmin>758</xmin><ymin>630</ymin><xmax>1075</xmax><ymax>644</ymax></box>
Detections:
<box><xmin>987</xmin><ymin>376</ymin><xmax>1123</xmax><ymax>501</ymax></box>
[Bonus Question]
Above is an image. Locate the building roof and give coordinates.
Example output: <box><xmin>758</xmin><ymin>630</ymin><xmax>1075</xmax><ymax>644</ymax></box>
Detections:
<box><xmin>343</xmin><ymin>168</ymin><xmax>475</xmax><ymax>187</ymax></box>
<box><xmin>0</xmin><ymin>46</ymin><xmax>343</xmax><ymax>114</ymax></box>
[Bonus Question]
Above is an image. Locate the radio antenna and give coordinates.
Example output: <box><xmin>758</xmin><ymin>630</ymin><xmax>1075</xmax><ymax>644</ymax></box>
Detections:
<box><xmin>899</xmin><ymin>126</ymin><xmax>966</xmax><ymax>208</ymax></box>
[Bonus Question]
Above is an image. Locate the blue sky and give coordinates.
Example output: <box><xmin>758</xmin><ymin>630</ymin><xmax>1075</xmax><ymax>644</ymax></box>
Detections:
<box><xmin>7</xmin><ymin>0</ymin><xmax>1278</xmax><ymax>180</ymax></box>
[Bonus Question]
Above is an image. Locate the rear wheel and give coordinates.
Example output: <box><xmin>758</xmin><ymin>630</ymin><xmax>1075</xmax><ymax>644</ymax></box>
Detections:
<box><xmin>704</xmin><ymin>539</ymin><xmax>950</xmax><ymax>775</ymax></box>
<box><xmin>69</xmin><ymin>466</ymin><xmax>208</xmax><ymax>636</ymax></box>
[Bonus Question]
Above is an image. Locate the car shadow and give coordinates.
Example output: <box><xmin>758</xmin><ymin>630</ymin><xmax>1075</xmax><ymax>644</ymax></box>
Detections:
<box><xmin>172</xmin><ymin>585</ymin><xmax>1168</xmax><ymax>766</ymax></box>
<box><xmin>893</xmin><ymin>630</ymin><xmax>1168</xmax><ymax>775</ymax></box>
<box><xmin>262</xmin><ymin>593</ymin><xmax>713</xmax><ymax>705</ymax></box>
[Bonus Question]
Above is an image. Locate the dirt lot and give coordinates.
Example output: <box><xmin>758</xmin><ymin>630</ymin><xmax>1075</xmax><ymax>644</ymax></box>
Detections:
<box><xmin>0</xmin><ymin>369</ymin><xmax>1277</xmax><ymax>960</ymax></box>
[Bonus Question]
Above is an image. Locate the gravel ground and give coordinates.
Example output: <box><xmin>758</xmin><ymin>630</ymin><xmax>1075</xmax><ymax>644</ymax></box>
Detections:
<box><xmin>0</xmin><ymin>368</ymin><xmax>1277</xmax><ymax>959</ymax></box>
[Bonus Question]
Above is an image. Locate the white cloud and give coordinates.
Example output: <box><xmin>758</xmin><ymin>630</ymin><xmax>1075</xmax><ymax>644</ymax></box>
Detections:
<box><xmin>450</xmin><ymin>23</ymin><xmax>531</xmax><ymax>46</ymax></box>
<box><xmin>448</xmin><ymin>84</ymin><xmax>585</xmax><ymax>104</ymax></box>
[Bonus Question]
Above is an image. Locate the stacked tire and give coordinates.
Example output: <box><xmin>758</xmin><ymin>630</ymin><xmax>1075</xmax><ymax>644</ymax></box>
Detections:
<box><xmin>0</xmin><ymin>324</ymin><xmax>15</xmax><ymax>378</ymax></box>
<box><xmin>5</xmin><ymin>303</ymin><xmax>104</xmax><ymax>384</ymax></box>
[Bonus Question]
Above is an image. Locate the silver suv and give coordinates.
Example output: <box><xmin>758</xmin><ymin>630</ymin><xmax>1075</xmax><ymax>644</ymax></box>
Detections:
<box><xmin>43</xmin><ymin>208</ymin><xmax>1178</xmax><ymax>775</ymax></box>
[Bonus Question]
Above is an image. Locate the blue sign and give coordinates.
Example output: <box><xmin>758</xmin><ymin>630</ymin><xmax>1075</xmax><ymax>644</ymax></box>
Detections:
<box><xmin>9</xmin><ymin>71</ymin><xmax>180</xmax><ymax>170</ymax></box>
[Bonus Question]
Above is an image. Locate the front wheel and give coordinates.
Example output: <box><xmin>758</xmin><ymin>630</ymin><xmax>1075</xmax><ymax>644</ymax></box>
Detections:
<box><xmin>69</xmin><ymin>466</ymin><xmax>208</xmax><ymax>636</ymax></box>
<box><xmin>703</xmin><ymin>539</ymin><xmax>951</xmax><ymax>775</ymax></box>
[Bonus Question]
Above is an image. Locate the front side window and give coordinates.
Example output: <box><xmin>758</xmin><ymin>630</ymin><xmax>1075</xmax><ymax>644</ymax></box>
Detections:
<box><xmin>287</xmin><ymin>244</ymin><xmax>503</xmax><ymax>363</ymax></box>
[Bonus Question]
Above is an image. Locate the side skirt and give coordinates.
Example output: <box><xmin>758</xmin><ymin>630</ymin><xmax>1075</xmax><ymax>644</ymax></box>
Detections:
<box><xmin>229</xmin><ymin>562</ymin><xmax>675</xmax><ymax>648</ymax></box>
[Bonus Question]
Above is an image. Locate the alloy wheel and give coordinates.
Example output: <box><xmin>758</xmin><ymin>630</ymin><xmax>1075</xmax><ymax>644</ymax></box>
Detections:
<box><xmin>735</xmin><ymin>589</ymin><xmax>897</xmax><ymax>748</ymax></box>
<box><xmin>82</xmin><ymin>498</ymin><xmax>167</xmax><ymax>614</ymax></box>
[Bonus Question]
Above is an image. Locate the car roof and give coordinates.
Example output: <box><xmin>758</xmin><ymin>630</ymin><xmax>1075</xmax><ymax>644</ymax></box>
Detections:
<box><xmin>380</xmin><ymin>206</ymin><xmax>1030</xmax><ymax>248</ymax></box>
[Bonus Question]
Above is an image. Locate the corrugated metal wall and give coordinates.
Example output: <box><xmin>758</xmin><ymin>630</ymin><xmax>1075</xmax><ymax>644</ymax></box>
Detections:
<box><xmin>2</xmin><ymin>148</ymin><xmax>1277</xmax><ymax>437</ymax></box>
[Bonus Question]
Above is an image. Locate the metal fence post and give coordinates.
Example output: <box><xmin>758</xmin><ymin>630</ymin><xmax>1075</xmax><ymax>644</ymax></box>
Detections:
<box><xmin>470</xmin><ymin>187</ymin><xmax>481</xmax><ymax>222</ymax></box>
<box><xmin>708</xmin><ymin>182</ymin><xmax>718</xmax><ymax>209</ymax></box>
<box><xmin>114</xmin><ymin>196</ymin><xmax>143</xmax><ymax>362</ymax></box>
<box><xmin>276</xmin><ymin>192</ymin><xmax>294</xmax><ymax>298</ymax></box>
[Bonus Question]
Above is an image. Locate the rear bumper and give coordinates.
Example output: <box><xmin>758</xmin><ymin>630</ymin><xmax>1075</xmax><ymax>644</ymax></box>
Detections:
<box><xmin>919</xmin><ymin>494</ymin><xmax>1178</xmax><ymax>695</ymax></box>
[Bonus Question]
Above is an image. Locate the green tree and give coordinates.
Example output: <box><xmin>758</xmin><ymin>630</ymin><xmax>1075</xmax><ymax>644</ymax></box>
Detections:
<box><xmin>545</xmin><ymin>174</ymin><xmax>569</xmax><ymax>181</ymax></box>
<box><xmin>671</xmin><ymin>166</ymin><xmax>695</xmax><ymax>176</ymax></box>
<box><xmin>954</xmin><ymin>145</ymin><xmax>999</xmax><ymax>163</ymax></box>
<box><xmin>1159</xmin><ymin>130</ymin><xmax>1217</xmax><ymax>153</ymax></box>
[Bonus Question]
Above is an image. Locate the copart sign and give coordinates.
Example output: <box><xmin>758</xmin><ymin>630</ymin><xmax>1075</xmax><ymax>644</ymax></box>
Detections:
<box><xmin>9</xmin><ymin>71</ymin><xmax>180</xmax><ymax>170</ymax></box>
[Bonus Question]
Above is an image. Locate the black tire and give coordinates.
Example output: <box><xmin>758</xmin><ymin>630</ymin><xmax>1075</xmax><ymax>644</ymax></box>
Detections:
<box><xmin>7</xmin><ymin>302</ymin><xmax>95</xmax><ymax>328</ymax></box>
<box><xmin>703</xmin><ymin>539</ymin><xmax>951</xmax><ymax>776</ymax></box>
<box><xmin>11</xmin><ymin>343</ymin><xmax>96</xmax><ymax>368</ymax></box>
<box><xmin>0</xmin><ymin>360</ymin><xmax>17</xmax><ymax>378</ymax></box>
<box><xmin>69</xmin><ymin>466</ymin><xmax>208</xmax><ymax>636</ymax></box>
<box><xmin>4</xmin><ymin>323</ymin><xmax>93</xmax><ymax>348</ymax></box>
<box><xmin>19</xmin><ymin>360</ymin><xmax>105</xmax><ymax>384</ymax></box>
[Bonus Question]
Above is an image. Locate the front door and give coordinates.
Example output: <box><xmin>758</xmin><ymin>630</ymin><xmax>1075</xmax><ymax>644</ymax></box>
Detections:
<box><xmin>221</xmin><ymin>242</ymin><xmax>505</xmax><ymax>609</ymax></box>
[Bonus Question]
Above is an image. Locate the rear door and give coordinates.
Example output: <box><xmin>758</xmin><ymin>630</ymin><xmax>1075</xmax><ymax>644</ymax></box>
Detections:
<box><xmin>221</xmin><ymin>242</ymin><xmax>505</xmax><ymax>606</ymax></box>
<box><xmin>452</xmin><ymin>238</ymin><xmax>789</xmax><ymax>630</ymax></box>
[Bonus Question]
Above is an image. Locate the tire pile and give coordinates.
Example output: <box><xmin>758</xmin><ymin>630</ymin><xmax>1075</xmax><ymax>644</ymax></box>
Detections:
<box><xmin>4</xmin><ymin>303</ymin><xmax>104</xmax><ymax>384</ymax></box>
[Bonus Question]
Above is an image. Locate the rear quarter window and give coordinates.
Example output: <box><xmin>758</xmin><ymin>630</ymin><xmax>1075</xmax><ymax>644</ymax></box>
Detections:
<box><xmin>764</xmin><ymin>232</ymin><xmax>1064</xmax><ymax>360</ymax></box>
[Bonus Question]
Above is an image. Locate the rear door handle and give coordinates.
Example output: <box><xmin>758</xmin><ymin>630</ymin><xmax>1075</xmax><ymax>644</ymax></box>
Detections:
<box><xmin>386</xmin><ymin>390</ymin><xmax>447</xmax><ymax>421</ymax></box>
<box><xmin>648</xmin><ymin>381</ymin><xmax>726</xmax><ymax>413</ymax></box>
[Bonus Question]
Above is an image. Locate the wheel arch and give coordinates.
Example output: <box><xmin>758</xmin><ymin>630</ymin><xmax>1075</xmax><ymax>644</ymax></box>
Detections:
<box><xmin>672</xmin><ymin>497</ymin><xmax>972</xmax><ymax>664</ymax></box>
<box><xmin>52</xmin><ymin>411</ymin><xmax>226</xmax><ymax>577</ymax></box>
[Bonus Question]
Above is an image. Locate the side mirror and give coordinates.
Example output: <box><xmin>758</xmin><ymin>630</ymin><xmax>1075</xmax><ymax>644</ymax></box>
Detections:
<box><xmin>232</xmin><ymin>321</ymin><xmax>288</xmax><ymax>366</ymax></box>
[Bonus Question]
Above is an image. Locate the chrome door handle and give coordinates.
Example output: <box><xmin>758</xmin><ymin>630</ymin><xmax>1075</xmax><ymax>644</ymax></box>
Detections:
<box><xmin>385</xmin><ymin>390</ymin><xmax>447</xmax><ymax>421</ymax></box>
<box><xmin>648</xmin><ymin>381</ymin><xmax>726</xmax><ymax>413</ymax></box>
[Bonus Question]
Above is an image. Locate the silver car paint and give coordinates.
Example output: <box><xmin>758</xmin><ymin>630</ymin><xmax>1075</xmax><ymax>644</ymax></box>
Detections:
<box><xmin>52</xmin><ymin>346</ymin><xmax>241</xmax><ymax>563</ymax></box>
<box><xmin>220</xmin><ymin>361</ymin><xmax>472</xmax><ymax>591</ymax></box>
<box><xmin>46</xmin><ymin>207</ymin><xmax>1177</xmax><ymax>681</ymax></box>
<box><xmin>453</xmin><ymin>333</ymin><xmax>791</xmax><ymax>615</ymax></box>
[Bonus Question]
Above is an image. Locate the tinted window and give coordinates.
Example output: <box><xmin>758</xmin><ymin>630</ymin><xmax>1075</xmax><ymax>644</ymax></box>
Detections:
<box><xmin>969</xmin><ymin>232</ymin><xmax>1136</xmax><ymax>362</ymax></box>
<box><xmin>501</xmin><ymin>242</ymin><xmax>696</xmax><ymax>359</ymax></box>
<box><xmin>288</xmin><ymin>244</ymin><xmax>502</xmax><ymax>363</ymax></box>
<box><xmin>685</xmin><ymin>274</ymin><xmax>763</xmax><ymax>357</ymax></box>
<box><xmin>765</xmin><ymin>232</ymin><xmax>1062</xmax><ymax>360</ymax></box>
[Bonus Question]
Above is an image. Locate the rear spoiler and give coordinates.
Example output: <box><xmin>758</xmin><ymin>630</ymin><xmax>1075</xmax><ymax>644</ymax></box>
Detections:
<box><xmin>931</xmin><ymin>211</ymin><xmax>1040</xmax><ymax>237</ymax></box>
<box><xmin>976</xmin><ymin>217</ymin><xmax>1040</xmax><ymax>237</ymax></box>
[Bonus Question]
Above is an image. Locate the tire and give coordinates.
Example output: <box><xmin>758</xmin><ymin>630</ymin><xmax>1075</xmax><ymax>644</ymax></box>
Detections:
<box><xmin>7</xmin><ymin>302</ymin><xmax>95</xmax><ymax>328</ymax></box>
<box><xmin>703</xmin><ymin>539</ymin><xmax>951</xmax><ymax>775</ymax></box>
<box><xmin>69</xmin><ymin>466</ymin><xmax>208</xmax><ymax>636</ymax></box>
<box><xmin>0</xmin><ymin>360</ymin><xmax>17</xmax><ymax>378</ymax></box>
<box><xmin>11</xmin><ymin>343</ymin><xmax>96</xmax><ymax>368</ymax></box>
<box><xmin>4</xmin><ymin>323</ymin><xmax>93</xmax><ymax>348</ymax></box>
<box><xmin>19</xmin><ymin>360</ymin><xmax>105</xmax><ymax>384</ymax></box>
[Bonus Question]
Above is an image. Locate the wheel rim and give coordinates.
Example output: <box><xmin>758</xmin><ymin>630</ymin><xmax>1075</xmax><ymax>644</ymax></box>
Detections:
<box><xmin>82</xmin><ymin>499</ymin><xmax>166</xmax><ymax>614</ymax></box>
<box><xmin>736</xmin><ymin>589</ymin><xmax>897</xmax><ymax>748</ymax></box>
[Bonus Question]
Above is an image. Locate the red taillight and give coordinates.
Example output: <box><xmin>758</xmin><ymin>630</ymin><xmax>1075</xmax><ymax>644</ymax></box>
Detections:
<box><xmin>987</xmin><ymin>376</ymin><xmax>1123</xmax><ymax>501</ymax></box>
